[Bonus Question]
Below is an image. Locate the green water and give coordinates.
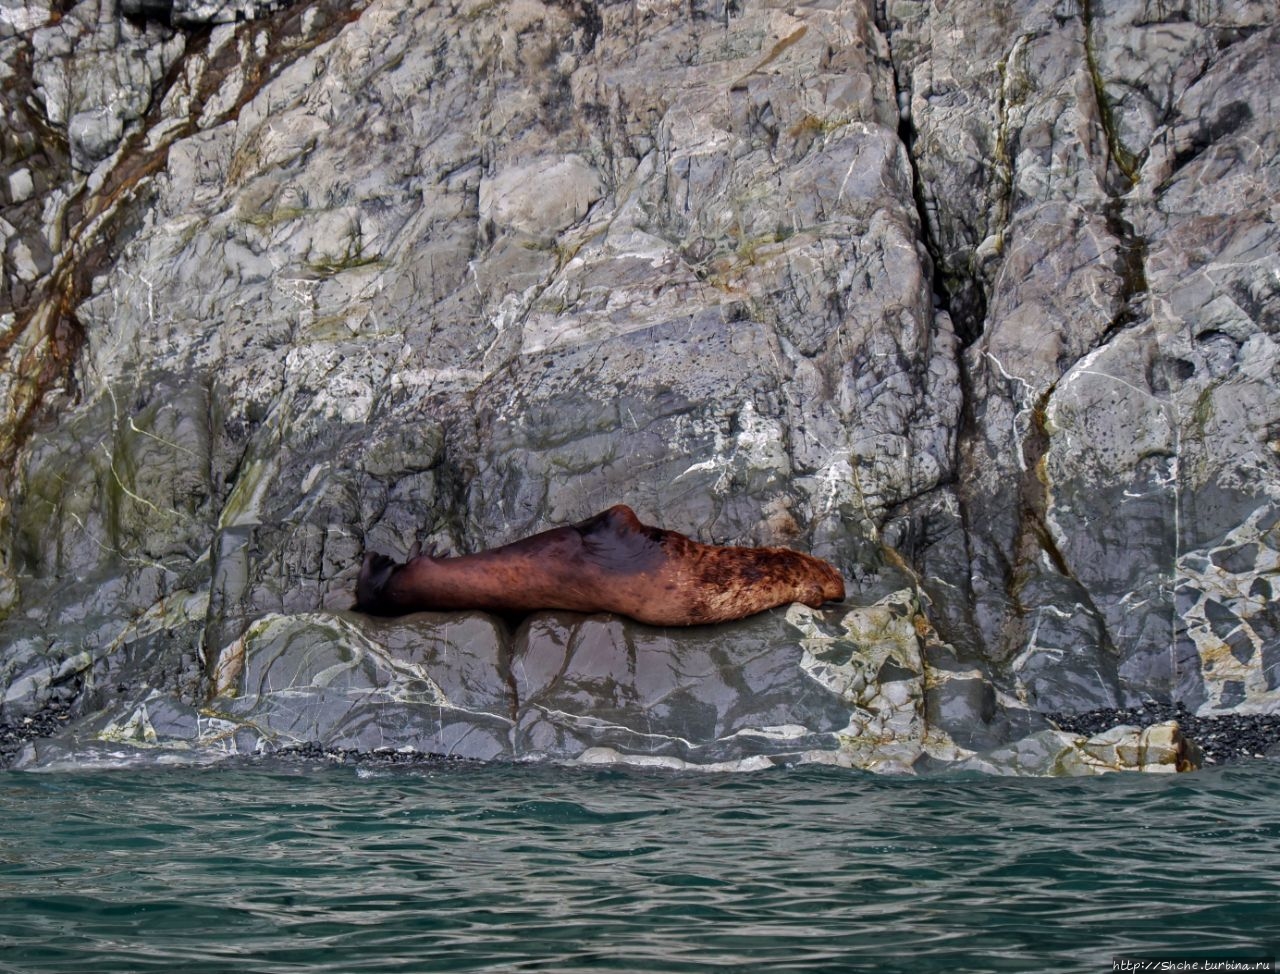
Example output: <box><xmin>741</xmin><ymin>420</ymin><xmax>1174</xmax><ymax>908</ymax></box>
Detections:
<box><xmin>1</xmin><ymin>760</ymin><xmax>1278</xmax><ymax>973</ymax></box>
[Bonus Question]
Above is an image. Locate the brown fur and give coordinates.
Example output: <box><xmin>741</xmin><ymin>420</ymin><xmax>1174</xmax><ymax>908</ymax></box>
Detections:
<box><xmin>355</xmin><ymin>504</ymin><xmax>845</xmax><ymax>626</ymax></box>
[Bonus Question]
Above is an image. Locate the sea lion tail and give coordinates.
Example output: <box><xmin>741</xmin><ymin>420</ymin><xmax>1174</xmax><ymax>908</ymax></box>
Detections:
<box><xmin>355</xmin><ymin>551</ymin><xmax>400</xmax><ymax>615</ymax></box>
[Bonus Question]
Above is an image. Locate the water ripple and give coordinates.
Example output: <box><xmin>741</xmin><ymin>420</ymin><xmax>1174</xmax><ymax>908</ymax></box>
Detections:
<box><xmin>1</xmin><ymin>762</ymin><xmax>1279</xmax><ymax>972</ymax></box>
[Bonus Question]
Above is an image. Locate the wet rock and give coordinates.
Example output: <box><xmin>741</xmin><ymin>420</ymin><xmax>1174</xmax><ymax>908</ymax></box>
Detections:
<box><xmin>960</xmin><ymin>720</ymin><xmax>1201</xmax><ymax>777</ymax></box>
<box><xmin>1049</xmin><ymin>701</ymin><xmax>1280</xmax><ymax>766</ymax></box>
<box><xmin>0</xmin><ymin>697</ymin><xmax>71</xmax><ymax>766</ymax></box>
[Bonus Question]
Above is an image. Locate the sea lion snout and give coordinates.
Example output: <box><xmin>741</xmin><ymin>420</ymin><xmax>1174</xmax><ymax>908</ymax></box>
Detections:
<box><xmin>802</xmin><ymin>564</ymin><xmax>845</xmax><ymax>608</ymax></box>
<box><xmin>822</xmin><ymin>566</ymin><xmax>846</xmax><ymax>603</ymax></box>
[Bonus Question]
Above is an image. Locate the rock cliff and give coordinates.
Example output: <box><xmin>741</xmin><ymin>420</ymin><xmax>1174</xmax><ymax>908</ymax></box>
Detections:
<box><xmin>0</xmin><ymin>0</ymin><xmax>1275</xmax><ymax>771</ymax></box>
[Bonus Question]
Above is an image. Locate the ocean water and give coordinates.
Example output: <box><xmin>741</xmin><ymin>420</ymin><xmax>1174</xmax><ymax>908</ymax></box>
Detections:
<box><xmin>1</xmin><ymin>760</ymin><xmax>1278</xmax><ymax>974</ymax></box>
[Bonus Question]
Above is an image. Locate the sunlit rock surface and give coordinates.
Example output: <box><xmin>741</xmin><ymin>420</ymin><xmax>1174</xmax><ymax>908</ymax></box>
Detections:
<box><xmin>956</xmin><ymin>720</ymin><xmax>1203</xmax><ymax>777</ymax></box>
<box><xmin>1</xmin><ymin>0</ymin><xmax>1277</xmax><ymax>773</ymax></box>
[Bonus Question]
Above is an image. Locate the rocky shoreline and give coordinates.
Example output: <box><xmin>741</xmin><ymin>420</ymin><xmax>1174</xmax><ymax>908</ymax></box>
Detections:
<box><xmin>6</xmin><ymin>698</ymin><xmax>1280</xmax><ymax>772</ymax></box>
<box><xmin>0</xmin><ymin>702</ymin><xmax>71</xmax><ymax>768</ymax></box>
<box><xmin>271</xmin><ymin>742</ymin><xmax>479</xmax><ymax>769</ymax></box>
<box><xmin>1048</xmin><ymin>704</ymin><xmax>1280</xmax><ymax>766</ymax></box>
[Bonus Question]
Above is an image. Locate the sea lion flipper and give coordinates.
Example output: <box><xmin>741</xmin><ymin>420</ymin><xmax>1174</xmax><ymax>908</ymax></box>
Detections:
<box><xmin>355</xmin><ymin>551</ymin><xmax>400</xmax><ymax>615</ymax></box>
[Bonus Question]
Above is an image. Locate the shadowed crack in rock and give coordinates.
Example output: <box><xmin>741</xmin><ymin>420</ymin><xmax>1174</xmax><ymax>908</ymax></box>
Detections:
<box><xmin>875</xmin><ymin>2</ymin><xmax>987</xmax><ymax>349</ymax></box>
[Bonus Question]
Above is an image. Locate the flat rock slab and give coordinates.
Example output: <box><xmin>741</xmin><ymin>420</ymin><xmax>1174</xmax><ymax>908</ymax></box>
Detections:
<box><xmin>15</xmin><ymin>595</ymin><xmax>950</xmax><ymax>771</ymax></box>
<box><xmin>210</xmin><ymin>597</ymin><xmax>937</xmax><ymax>770</ymax></box>
<box><xmin>9</xmin><ymin>595</ymin><xmax>1211</xmax><ymax>776</ymax></box>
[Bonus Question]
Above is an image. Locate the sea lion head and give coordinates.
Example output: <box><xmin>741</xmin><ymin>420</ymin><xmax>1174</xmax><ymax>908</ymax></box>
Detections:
<box><xmin>811</xmin><ymin>558</ymin><xmax>846</xmax><ymax>605</ymax></box>
<box><xmin>355</xmin><ymin>551</ymin><xmax>400</xmax><ymax>615</ymax></box>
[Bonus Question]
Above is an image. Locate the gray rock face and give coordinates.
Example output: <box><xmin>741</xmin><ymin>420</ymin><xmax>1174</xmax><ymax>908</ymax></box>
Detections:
<box><xmin>0</xmin><ymin>0</ymin><xmax>1276</xmax><ymax>773</ymax></box>
<box><xmin>885</xmin><ymin>1</ymin><xmax>1280</xmax><ymax>715</ymax></box>
<box><xmin>29</xmin><ymin>1</ymin><xmax>185</xmax><ymax>172</ymax></box>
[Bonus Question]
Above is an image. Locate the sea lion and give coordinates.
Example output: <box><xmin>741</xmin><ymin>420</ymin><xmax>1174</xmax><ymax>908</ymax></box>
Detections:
<box><xmin>355</xmin><ymin>504</ymin><xmax>845</xmax><ymax>626</ymax></box>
